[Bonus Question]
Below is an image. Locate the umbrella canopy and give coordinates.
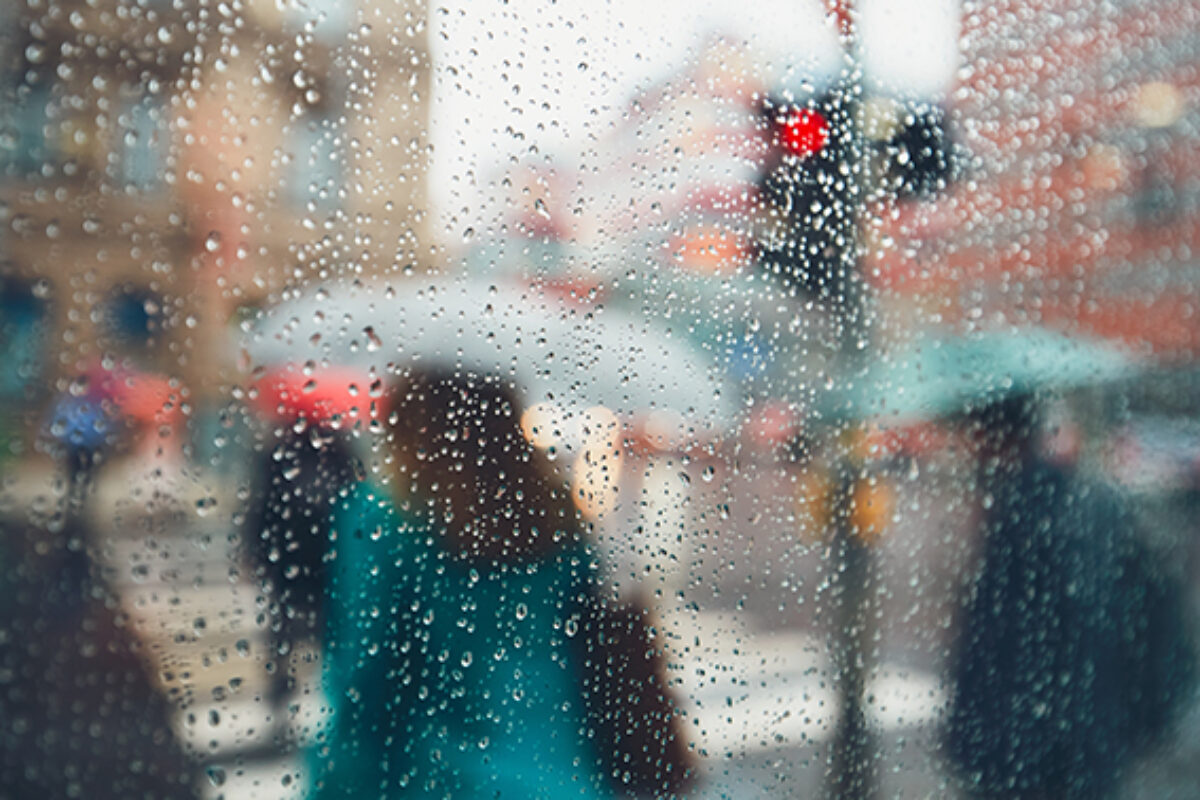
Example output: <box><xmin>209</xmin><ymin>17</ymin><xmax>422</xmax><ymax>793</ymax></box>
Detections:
<box><xmin>244</xmin><ymin>278</ymin><xmax>738</xmax><ymax>435</ymax></box>
<box><xmin>45</xmin><ymin>395</ymin><xmax>115</xmax><ymax>451</ymax></box>
<box><xmin>110</xmin><ymin>372</ymin><xmax>186</xmax><ymax>429</ymax></box>
<box><xmin>46</xmin><ymin>367</ymin><xmax>185</xmax><ymax>449</ymax></box>
<box><xmin>819</xmin><ymin>326</ymin><xmax>1142</xmax><ymax>424</ymax></box>
<box><xmin>251</xmin><ymin>365</ymin><xmax>386</xmax><ymax>427</ymax></box>
<box><xmin>612</xmin><ymin>267</ymin><xmax>826</xmax><ymax>384</ymax></box>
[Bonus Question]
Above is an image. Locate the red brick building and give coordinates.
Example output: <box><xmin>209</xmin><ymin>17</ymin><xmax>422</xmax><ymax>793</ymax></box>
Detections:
<box><xmin>868</xmin><ymin>0</ymin><xmax>1200</xmax><ymax>360</ymax></box>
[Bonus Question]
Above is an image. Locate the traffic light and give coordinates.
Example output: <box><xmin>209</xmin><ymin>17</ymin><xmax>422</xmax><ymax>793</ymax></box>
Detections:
<box><xmin>754</xmin><ymin>92</ymin><xmax>955</xmax><ymax>299</ymax></box>
<box><xmin>754</xmin><ymin>87</ymin><xmax>857</xmax><ymax>300</ymax></box>
<box><xmin>878</xmin><ymin>103</ymin><xmax>955</xmax><ymax>199</ymax></box>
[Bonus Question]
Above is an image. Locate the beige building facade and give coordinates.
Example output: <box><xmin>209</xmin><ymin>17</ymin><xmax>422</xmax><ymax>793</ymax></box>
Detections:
<box><xmin>1</xmin><ymin>0</ymin><xmax>431</xmax><ymax>412</ymax></box>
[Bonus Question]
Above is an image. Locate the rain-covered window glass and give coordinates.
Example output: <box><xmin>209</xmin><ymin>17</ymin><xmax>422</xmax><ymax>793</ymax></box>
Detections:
<box><xmin>2</xmin><ymin>1</ymin><xmax>1199</xmax><ymax>798</ymax></box>
<box><xmin>115</xmin><ymin>89</ymin><xmax>169</xmax><ymax>192</ymax></box>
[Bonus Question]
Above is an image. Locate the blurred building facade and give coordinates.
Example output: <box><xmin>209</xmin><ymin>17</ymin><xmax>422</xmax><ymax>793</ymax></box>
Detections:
<box><xmin>868</xmin><ymin>0</ymin><xmax>1200</xmax><ymax>362</ymax></box>
<box><xmin>0</xmin><ymin>0</ymin><xmax>431</xmax><ymax>446</ymax></box>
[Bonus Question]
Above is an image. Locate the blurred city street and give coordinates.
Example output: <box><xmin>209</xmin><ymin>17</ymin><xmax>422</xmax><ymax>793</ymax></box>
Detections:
<box><xmin>0</xmin><ymin>445</ymin><xmax>980</xmax><ymax>798</ymax></box>
<box><xmin>3</xmin><ymin>0</ymin><xmax>1200</xmax><ymax>796</ymax></box>
<box><xmin>4</xmin><ymin>403</ymin><xmax>1200</xmax><ymax>797</ymax></box>
<box><xmin>0</xmin><ymin>448</ymin><xmax>959</xmax><ymax>798</ymax></box>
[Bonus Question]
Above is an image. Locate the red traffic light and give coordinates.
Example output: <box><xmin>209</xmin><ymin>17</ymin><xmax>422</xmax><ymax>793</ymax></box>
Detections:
<box><xmin>777</xmin><ymin>108</ymin><xmax>830</xmax><ymax>158</ymax></box>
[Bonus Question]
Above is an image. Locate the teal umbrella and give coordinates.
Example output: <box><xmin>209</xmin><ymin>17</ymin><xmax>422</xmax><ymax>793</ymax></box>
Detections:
<box><xmin>818</xmin><ymin>326</ymin><xmax>1142</xmax><ymax>423</ymax></box>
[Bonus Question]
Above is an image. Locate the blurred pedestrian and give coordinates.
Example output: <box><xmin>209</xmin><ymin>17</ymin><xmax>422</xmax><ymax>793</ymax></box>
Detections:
<box><xmin>0</xmin><ymin>518</ymin><xmax>202</xmax><ymax>799</ymax></box>
<box><xmin>244</xmin><ymin>427</ymin><xmax>361</xmax><ymax>725</ymax></box>
<box><xmin>4</xmin><ymin>367</ymin><xmax>199</xmax><ymax>797</ymax></box>
<box><xmin>246</xmin><ymin>367</ymin><xmax>377</xmax><ymax>730</ymax></box>
<box><xmin>42</xmin><ymin>379</ymin><xmax>121</xmax><ymax>503</ymax></box>
<box><xmin>943</xmin><ymin>393</ymin><xmax>1196</xmax><ymax>799</ymax></box>
<box><xmin>308</xmin><ymin>369</ymin><xmax>692</xmax><ymax>798</ymax></box>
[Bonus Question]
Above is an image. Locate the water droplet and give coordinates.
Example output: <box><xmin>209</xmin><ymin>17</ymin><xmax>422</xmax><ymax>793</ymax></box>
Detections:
<box><xmin>515</xmin><ymin>602</ymin><xmax>528</xmax><ymax>621</ymax></box>
<box><xmin>206</xmin><ymin>766</ymin><xmax>227</xmax><ymax>787</ymax></box>
<box><xmin>363</xmin><ymin>326</ymin><xmax>382</xmax><ymax>352</ymax></box>
<box><xmin>204</xmin><ymin>231</ymin><xmax>222</xmax><ymax>253</ymax></box>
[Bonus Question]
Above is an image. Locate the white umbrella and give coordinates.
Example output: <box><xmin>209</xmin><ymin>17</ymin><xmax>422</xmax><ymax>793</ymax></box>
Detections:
<box><xmin>244</xmin><ymin>278</ymin><xmax>739</xmax><ymax>436</ymax></box>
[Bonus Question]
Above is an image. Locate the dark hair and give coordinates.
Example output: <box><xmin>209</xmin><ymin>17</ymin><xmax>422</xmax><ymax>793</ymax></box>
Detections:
<box><xmin>390</xmin><ymin>369</ymin><xmax>526</xmax><ymax>474</ymax></box>
<box><xmin>388</xmin><ymin>369</ymin><xmax>580</xmax><ymax>561</ymax></box>
<box><xmin>970</xmin><ymin>391</ymin><xmax>1038</xmax><ymax>431</ymax></box>
<box><xmin>963</xmin><ymin>391</ymin><xmax>1041</xmax><ymax>451</ymax></box>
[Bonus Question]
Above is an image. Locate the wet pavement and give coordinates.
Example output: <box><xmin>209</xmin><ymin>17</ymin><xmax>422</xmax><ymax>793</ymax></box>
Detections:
<box><xmin>77</xmin><ymin>452</ymin><xmax>959</xmax><ymax>799</ymax></box>
<box><xmin>4</xmin><ymin>453</ymin><xmax>1197</xmax><ymax>798</ymax></box>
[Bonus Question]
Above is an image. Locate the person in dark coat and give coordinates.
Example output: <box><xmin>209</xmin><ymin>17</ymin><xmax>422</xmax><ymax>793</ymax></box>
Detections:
<box><xmin>0</xmin><ymin>520</ymin><xmax>202</xmax><ymax>799</ymax></box>
<box><xmin>2</xmin><ymin>397</ymin><xmax>199</xmax><ymax>798</ymax></box>
<box><xmin>944</xmin><ymin>393</ymin><xmax>1195</xmax><ymax>799</ymax></box>
<box><xmin>243</xmin><ymin>427</ymin><xmax>361</xmax><ymax>723</ymax></box>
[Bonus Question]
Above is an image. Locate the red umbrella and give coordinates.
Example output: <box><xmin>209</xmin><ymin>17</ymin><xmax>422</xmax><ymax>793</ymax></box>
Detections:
<box><xmin>252</xmin><ymin>366</ymin><xmax>385</xmax><ymax>427</ymax></box>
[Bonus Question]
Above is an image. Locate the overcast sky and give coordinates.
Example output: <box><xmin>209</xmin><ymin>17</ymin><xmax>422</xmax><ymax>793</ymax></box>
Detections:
<box><xmin>428</xmin><ymin>0</ymin><xmax>960</xmax><ymax>231</ymax></box>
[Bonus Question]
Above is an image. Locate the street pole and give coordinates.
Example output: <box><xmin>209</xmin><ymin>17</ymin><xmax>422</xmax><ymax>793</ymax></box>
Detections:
<box><xmin>822</xmin><ymin>2</ymin><xmax>878</xmax><ymax>799</ymax></box>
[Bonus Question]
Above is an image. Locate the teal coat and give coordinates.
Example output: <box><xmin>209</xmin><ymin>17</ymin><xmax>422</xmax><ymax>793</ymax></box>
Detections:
<box><xmin>308</xmin><ymin>481</ymin><xmax>612</xmax><ymax>799</ymax></box>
